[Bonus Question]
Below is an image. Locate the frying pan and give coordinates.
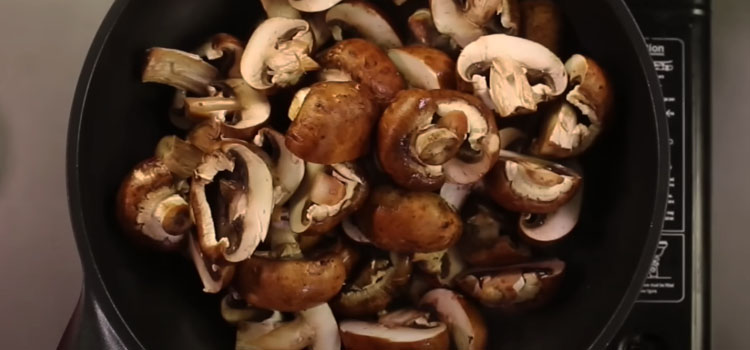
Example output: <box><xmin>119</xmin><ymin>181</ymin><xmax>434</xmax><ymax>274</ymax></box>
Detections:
<box><xmin>58</xmin><ymin>0</ymin><xmax>669</xmax><ymax>349</ymax></box>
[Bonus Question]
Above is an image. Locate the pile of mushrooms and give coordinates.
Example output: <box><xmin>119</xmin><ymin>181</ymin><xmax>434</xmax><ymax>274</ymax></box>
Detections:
<box><xmin>120</xmin><ymin>0</ymin><xmax>614</xmax><ymax>348</ymax></box>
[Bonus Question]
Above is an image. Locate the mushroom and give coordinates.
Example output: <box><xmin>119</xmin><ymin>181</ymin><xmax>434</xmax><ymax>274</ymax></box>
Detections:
<box><xmin>142</xmin><ymin>48</ymin><xmax>219</xmax><ymax>96</ymax></box>
<box><xmin>326</xmin><ymin>1</ymin><xmax>403</xmax><ymax>49</ymax></box>
<box><xmin>221</xmin><ymin>293</ymin><xmax>269</xmax><ymax>324</ymax></box>
<box><xmin>456</xmin><ymin>34</ymin><xmax>568</xmax><ymax>117</ymax></box>
<box><xmin>187</xmin><ymin>231</ymin><xmax>235</xmax><ymax>293</ymax></box>
<box><xmin>195</xmin><ymin>33</ymin><xmax>245</xmax><ymax>78</ymax></box>
<box><xmin>520</xmin><ymin>0</ymin><xmax>563</xmax><ymax>55</ymax></box>
<box><xmin>387</xmin><ymin>46</ymin><xmax>456</xmax><ymax>90</ymax></box>
<box><xmin>519</xmin><ymin>184</ymin><xmax>583</xmax><ymax>245</ymax></box>
<box><xmin>288</xmin><ymin>0</ymin><xmax>343</xmax><ymax>13</ymax></box>
<box><xmin>356</xmin><ymin>186</ymin><xmax>462</xmax><ymax>253</ymax></box>
<box><xmin>289</xmin><ymin>162</ymin><xmax>369</xmax><ymax>235</ymax></box>
<box><xmin>341</xmin><ymin>217</ymin><xmax>372</xmax><ymax>244</ymax></box>
<box><xmin>183</xmin><ymin>79</ymin><xmax>271</xmax><ymax>133</ymax></box>
<box><xmin>407</xmin><ymin>8</ymin><xmax>454</xmax><ymax>53</ymax></box>
<box><xmin>154</xmin><ymin>135</ymin><xmax>205</xmax><ymax>179</ymax></box>
<box><xmin>116</xmin><ymin>158</ymin><xmax>191</xmax><ymax>251</ymax></box>
<box><xmin>420</xmin><ymin>289</ymin><xmax>487</xmax><ymax>350</ymax></box>
<box><xmin>190</xmin><ymin>141</ymin><xmax>274</xmax><ymax>262</ymax></box>
<box><xmin>236</xmin><ymin>303</ymin><xmax>340</xmax><ymax>350</ymax></box>
<box><xmin>378</xmin><ymin>89</ymin><xmax>499</xmax><ymax>191</ymax></box>
<box><xmin>339</xmin><ymin>310</ymin><xmax>450</xmax><ymax>350</ymax></box>
<box><xmin>498</xmin><ymin>127</ymin><xmax>529</xmax><ymax>151</ymax></box>
<box><xmin>455</xmin><ymin>259</ymin><xmax>566</xmax><ymax>310</ymax></box>
<box><xmin>236</xmin><ymin>220</ymin><xmax>347</xmax><ymax>312</ymax></box>
<box><xmin>440</xmin><ymin>182</ymin><xmax>472</xmax><ymax>211</ymax></box>
<box><xmin>307</xmin><ymin>12</ymin><xmax>333</xmax><ymax>51</ymax></box>
<box><xmin>484</xmin><ymin>150</ymin><xmax>582</xmax><ymax>214</ymax></box>
<box><xmin>240</xmin><ymin>17</ymin><xmax>319</xmax><ymax>90</ymax></box>
<box><xmin>412</xmin><ymin>248</ymin><xmax>466</xmax><ymax>287</ymax></box>
<box><xmin>319</xmin><ymin>39</ymin><xmax>405</xmax><ymax>105</ymax></box>
<box><xmin>285</xmin><ymin>81</ymin><xmax>378</xmax><ymax>164</ymax></box>
<box><xmin>259</xmin><ymin>0</ymin><xmax>302</xmax><ymax>19</ymax></box>
<box><xmin>253</xmin><ymin>128</ymin><xmax>305</xmax><ymax>206</ymax></box>
<box><xmin>458</xmin><ymin>203</ymin><xmax>531</xmax><ymax>267</ymax></box>
<box><xmin>429</xmin><ymin>0</ymin><xmax>485</xmax><ymax>47</ymax></box>
<box><xmin>332</xmin><ymin>253</ymin><xmax>412</xmax><ymax>317</ymax></box>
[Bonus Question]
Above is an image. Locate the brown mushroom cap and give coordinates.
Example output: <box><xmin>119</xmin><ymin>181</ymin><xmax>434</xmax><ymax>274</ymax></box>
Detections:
<box><xmin>340</xmin><ymin>319</ymin><xmax>450</xmax><ymax>350</ymax></box>
<box><xmin>332</xmin><ymin>253</ymin><xmax>412</xmax><ymax>317</ymax></box>
<box><xmin>484</xmin><ymin>151</ymin><xmax>582</xmax><ymax>214</ymax></box>
<box><xmin>456</xmin><ymin>259</ymin><xmax>566</xmax><ymax>311</ymax></box>
<box><xmin>356</xmin><ymin>186</ymin><xmax>463</xmax><ymax>253</ymax></box>
<box><xmin>320</xmin><ymin>38</ymin><xmax>405</xmax><ymax>105</ymax></box>
<box><xmin>520</xmin><ymin>0</ymin><xmax>563</xmax><ymax>55</ymax></box>
<box><xmin>236</xmin><ymin>250</ymin><xmax>347</xmax><ymax>312</ymax></box>
<box><xmin>388</xmin><ymin>46</ymin><xmax>456</xmax><ymax>90</ymax></box>
<box><xmin>116</xmin><ymin>158</ymin><xmax>190</xmax><ymax>252</ymax></box>
<box><xmin>285</xmin><ymin>81</ymin><xmax>378</xmax><ymax>164</ymax></box>
<box><xmin>566</xmin><ymin>54</ymin><xmax>614</xmax><ymax>126</ymax></box>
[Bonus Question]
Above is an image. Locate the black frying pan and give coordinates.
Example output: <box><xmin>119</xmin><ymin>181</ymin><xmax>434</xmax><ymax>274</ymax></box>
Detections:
<box><xmin>59</xmin><ymin>0</ymin><xmax>669</xmax><ymax>349</ymax></box>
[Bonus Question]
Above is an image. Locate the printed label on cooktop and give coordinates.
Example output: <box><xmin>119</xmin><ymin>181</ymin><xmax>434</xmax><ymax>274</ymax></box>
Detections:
<box><xmin>648</xmin><ymin>38</ymin><xmax>686</xmax><ymax>233</ymax></box>
<box><xmin>638</xmin><ymin>234</ymin><xmax>685</xmax><ymax>303</ymax></box>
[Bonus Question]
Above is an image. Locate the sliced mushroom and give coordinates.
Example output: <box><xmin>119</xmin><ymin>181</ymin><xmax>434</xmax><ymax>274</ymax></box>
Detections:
<box><xmin>378</xmin><ymin>89</ymin><xmax>499</xmax><ymax>191</ymax></box>
<box><xmin>320</xmin><ymin>39</ymin><xmax>405</xmax><ymax>105</ymax></box>
<box><xmin>341</xmin><ymin>217</ymin><xmax>372</xmax><ymax>244</ymax></box>
<box><xmin>498</xmin><ymin>127</ymin><xmax>529</xmax><ymax>151</ymax></box>
<box><xmin>288</xmin><ymin>0</ymin><xmax>343</xmax><ymax>12</ymax></box>
<box><xmin>459</xmin><ymin>204</ymin><xmax>531</xmax><ymax>267</ymax></box>
<box><xmin>116</xmin><ymin>158</ymin><xmax>191</xmax><ymax>251</ymax></box>
<box><xmin>236</xmin><ymin>221</ymin><xmax>347</xmax><ymax>312</ymax></box>
<box><xmin>388</xmin><ymin>46</ymin><xmax>456</xmax><ymax>90</ymax></box>
<box><xmin>190</xmin><ymin>141</ymin><xmax>274</xmax><ymax>262</ymax></box>
<box><xmin>407</xmin><ymin>8</ymin><xmax>454</xmax><ymax>52</ymax></box>
<box><xmin>154</xmin><ymin>135</ymin><xmax>204</xmax><ymax>179</ymax></box>
<box><xmin>456</xmin><ymin>259</ymin><xmax>566</xmax><ymax>310</ymax></box>
<box><xmin>520</xmin><ymin>0</ymin><xmax>563</xmax><ymax>55</ymax></box>
<box><xmin>484</xmin><ymin>150</ymin><xmax>582</xmax><ymax>214</ymax></box>
<box><xmin>240</xmin><ymin>18</ymin><xmax>319</xmax><ymax>90</ymax></box>
<box><xmin>412</xmin><ymin>248</ymin><xmax>466</xmax><ymax>287</ymax></box>
<box><xmin>307</xmin><ymin>12</ymin><xmax>332</xmax><ymax>51</ymax></box>
<box><xmin>184</xmin><ymin>79</ymin><xmax>271</xmax><ymax>133</ymax></box>
<box><xmin>142</xmin><ymin>48</ymin><xmax>219</xmax><ymax>96</ymax></box>
<box><xmin>285</xmin><ymin>81</ymin><xmax>378</xmax><ymax>164</ymax></box>
<box><xmin>221</xmin><ymin>293</ymin><xmax>270</xmax><ymax>324</ymax></box>
<box><xmin>260</xmin><ymin>0</ymin><xmax>302</xmax><ymax>19</ymax></box>
<box><xmin>429</xmin><ymin>0</ymin><xmax>485</xmax><ymax>47</ymax></box>
<box><xmin>332</xmin><ymin>253</ymin><xmax>412</xmax><ymax>317</ymax></box>
<box><xmin>289</xmin><ymin>162</ymin><xmax>369</xmax><ymax>235</ymax></box>
<box><xmin>457</xmin><ymin>34</ymin><xmax>568</xmax><ymax>117</ymax></box>
<box><xmin>195</xmin><ymin>33</ymin><xmax>245</xmax><ymax>78</ymax></box>
<box><xmin>253</xmin><ymin>128</ymin><xmax>305</xmax><ymax>206</ymax></box>
<box><xmin>326</xmin><ymin>1</ymin><xmax>403</xmax><ymax>49</ymax></box>
<box><xmin>420</xmin><ymin>289</ymin><xmax>487</xmax><ymax>350</ymax></box>
<box><xmin>356</xmin><ymin>186</ymin><xmax>462</xmax><ymax>253</ymax></box>
<box><xmin>440</xmin><ymin>182</ymin><xmax>472</xmax><ymax>211</ymax></box>
<box><xmin>340</xmin><ymin>311</ymin><xmax>450</xmax><ymax>350</ymax></box>
<box><xmin>236</xmin><ymin>303</ymin><xmax>340</xmax><ymax>350</ymax></box>
<box><xmin>520</xmin><ymin>184</ymin><xmax>583</xmax><ymax>245</ymax></box>
<box><xmin>187</xmin><ymin>231</ymin><xmax>235</xmax><ymax>293</ymax></box>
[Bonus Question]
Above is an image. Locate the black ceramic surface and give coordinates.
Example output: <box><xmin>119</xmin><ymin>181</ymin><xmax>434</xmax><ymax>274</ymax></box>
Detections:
<box><xmin>62</xmin><ymin>0</ymin><xmax>669</xmax><ymax>349</ymax></box>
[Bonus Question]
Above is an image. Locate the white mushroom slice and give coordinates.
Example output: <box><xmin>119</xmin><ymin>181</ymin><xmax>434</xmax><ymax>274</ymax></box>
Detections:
<box><xmin>187</xmin><ymin>233</ymin><xmax>234</xmax><ymax>294</ymax></box>
<box><xmin>253</xmin><ymin>128</ymin><xmax>305</xmax><ymax>206</ymax></box>
<box><xmin>430</xmin><ymin>0</ymin><xmax>486</xmax><ymax>47</ymax></box>
<box><xmin>142</xmin><ymin>48</ymin><xmax>219</xmax><ymax>96</ymax></box>
<box><xmin>326</xmin><ymin>1</ymin><xmax>403</xmax><ymax>49</ymax></box>
<box><xmin>300</xmin><ymin>304</ymin><xmax>341</xmax><ymax>350</ymax></box>
<box><xmin>520</xmin><ymin>184</ymin><xmax>583</xmax><ymax>244</ymax></box>
<box><xmin>289</xmin><ymin>163</ymin><xmax>363</xmax><ymax>233</ymax></box>
<box><xmin>185</xmin><ymin>79</ymin><xmax>271</xmax><ymax>129</ymax></box>
<box><xmin>420</xmin><ymin>288</ymin><xmax>487</xmax><ymax>350</ymax></box>
<box><xmin>342</xmin><ymin>217</ymin><xmax>372</xmax><ymax>244</ymax></box>
<box><xmin>440</xmin><ymin>182</ymin><xmax>472</xmax><ymax>210</ymax></box>
<box><xmin>498</xmin><ymin>127</ymin><xmax>527</xmax><ymax>150</ymax></box>
<box><xmin>221</xmin><ymin>294</ymin><xmax>272</xmax><ymax>324</ymax></box>
<box><xmin>339</xmin><ymin>320</ymin><xmax>449</xmax><ymax>348</ymax></box>
<box><xmin>237</xmin><ymin>315</ymin><xmax>314</xmax><ymax>350</ymax></box>
<box><xmin>463</xmin><ymin>0</ymin><xmax>503</xmax><ymax>27</ymax></box>
<box><xmin>307</xmin><ymin>12</ymin><xmax>332</xmax><ymax>51</ymax></box>
<box><xmin>241</xmin><ymin>18</ymin><xmax>319</xmax><ymax>90</ymax></box>
<box><xmin>191</xmin><ymin>143</ymin><xmax>274</xmax><ymax>262</ymax></box>
<box><xmin>505</xmin><ymin>160</ymin><xmax>575</xmax><ymax>202</ymax></box>
<box><xmin>288</xmin><ymin>0</ymin><xmax>343</xmax><ymax>12</ymax></box>
<box><xmin>488</xmin><ymin>57</ymin><xmax>538</xmax><ymax>117</ymax></box>
<box><xmin>533</xmin><ymin>102</ymin><xmax>595</xmax><ymax>158</ymax></box>
<box><xmin>236</xmin><ymin>310</ymin><xmax>285</xmax><ymax>342</ymax></box>
<box><xmin>457</xmin><ymin>34</ymin><xmax>568</xmax><ymax>116</ymax></box>
<box><xmin>260</xmin><ymin>0</ymin><xmax>301</xmax><ymax>19</ymax></box>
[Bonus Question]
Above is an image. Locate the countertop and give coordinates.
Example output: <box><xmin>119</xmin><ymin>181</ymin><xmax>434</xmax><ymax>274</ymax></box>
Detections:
<box><xmin>0</xmin><ymin>0</ymin><xmax>747</xmax><ymax>349</ymax></box>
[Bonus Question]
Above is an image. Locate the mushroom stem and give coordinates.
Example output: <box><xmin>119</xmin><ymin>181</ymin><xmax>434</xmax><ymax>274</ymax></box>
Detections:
<box><xmin>158</xmin><ymin>196</ymin><xmax>192</xmax><ymax>236</ymax></box>
<box><xmin>155</xmin><ymin>136</ymin><xmax>205</xmax><ymax>179</ymax></box>
<box><xmin>237</xmin><ymin>316</ymin><xmax>315</xmax><ymax>350</ymax></box>
<box><xmin>184</xmin><ymin>97</ymin><xmax>242</xmax><ymax>119</ymax></box>
<box><xmin>142</xmin><ymin>48</ymin><xmax>219</xmax><ymax>96</ymax></box>
<box><xmin>414</xmin><ymin>127</ymin><xmax>462</xmax><ymax>166</ymax></box>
